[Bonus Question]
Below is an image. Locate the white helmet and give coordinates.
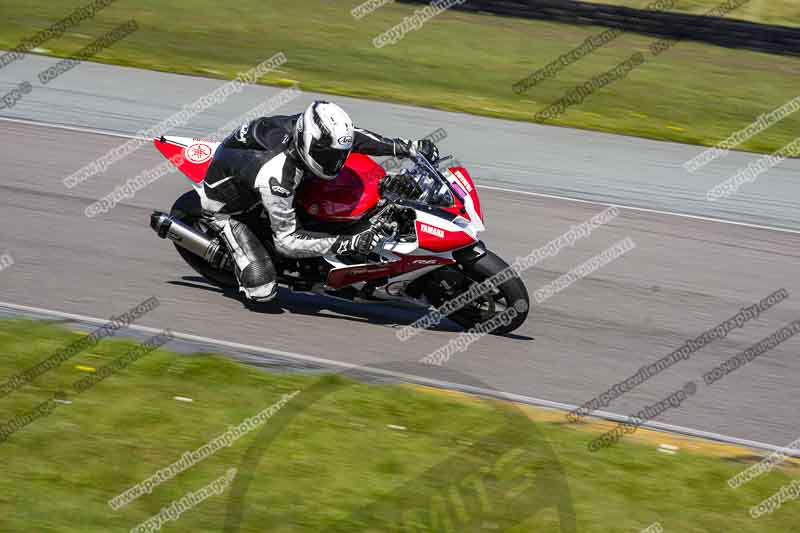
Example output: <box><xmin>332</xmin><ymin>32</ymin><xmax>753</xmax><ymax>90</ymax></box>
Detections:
<box><xmin>294</xmin><ymin>101</ymin><xmax>354</xmax><ymax>180</ymax></box>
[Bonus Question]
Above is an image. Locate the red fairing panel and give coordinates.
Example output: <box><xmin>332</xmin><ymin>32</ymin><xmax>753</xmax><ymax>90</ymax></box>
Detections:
<box><xmin>415</xmin><ymin>221</ymin><xmax>475</xmax><ymax>253</ymax></box>
<box><xmin>154</xmin><ymin>137</ymin><xmax>216</xmax><ymax>184</ymax></box>
<box><xmin>449</xmin><ymin>166</ymin><xmax>483</xmax><ymax>222</ymax></box>
<box><xmin>326</xmin><ymin>254</ymin><xmax>455</xmax><ymax>289</ymax></box>
<box><xmin>297</xmin><ymin>153</ymin><xmax>385</xmax><ymax>221</ymax></box>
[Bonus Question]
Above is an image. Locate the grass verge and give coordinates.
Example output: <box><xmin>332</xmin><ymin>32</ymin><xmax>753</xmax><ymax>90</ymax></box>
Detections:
<box><xmin>1</xmin><ymin>319</ymin><xmax>800</xmax><ymax>531</ymax></box>
<box><xmin>0</xmin><ymin>1</ymin><xmax>799</xmax><ymax>155</ymax></box>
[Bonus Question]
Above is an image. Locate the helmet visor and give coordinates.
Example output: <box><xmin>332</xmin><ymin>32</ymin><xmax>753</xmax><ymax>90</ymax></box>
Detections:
<box><xmin>310</xmin><ymin>140</ymin><xmax>348</xmax><ymax>177</ymax></box>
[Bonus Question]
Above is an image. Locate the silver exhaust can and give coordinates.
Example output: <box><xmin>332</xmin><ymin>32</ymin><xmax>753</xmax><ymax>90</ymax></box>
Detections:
<box><xmin>150</xmin><ymin>211</ymin><xmax>228</xmax><ymax>268</ymax></box>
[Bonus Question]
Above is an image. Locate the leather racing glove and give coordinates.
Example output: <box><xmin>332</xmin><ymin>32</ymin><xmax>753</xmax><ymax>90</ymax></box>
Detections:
<box><xmin>333</xmin><ymin>228</ymin><xmax>382</xmax><ymax>256</ymax></box>
<box><xmin>397</xmin><ymin>139</ymin><xmax>439</xmax><ymax>162</ymax></box>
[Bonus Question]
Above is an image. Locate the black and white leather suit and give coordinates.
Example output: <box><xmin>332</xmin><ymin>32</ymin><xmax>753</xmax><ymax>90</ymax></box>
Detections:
<box><xmin>200</xmin><ymin>114</ymin><xmax>414</xmax><ymax>301</ymax></box>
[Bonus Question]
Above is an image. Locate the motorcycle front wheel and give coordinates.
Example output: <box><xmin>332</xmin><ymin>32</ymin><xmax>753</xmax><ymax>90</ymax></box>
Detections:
<box><xmin>424</xmin><ymin>250</ymin><xmax>529</xmax><ymax>334</ymax></box>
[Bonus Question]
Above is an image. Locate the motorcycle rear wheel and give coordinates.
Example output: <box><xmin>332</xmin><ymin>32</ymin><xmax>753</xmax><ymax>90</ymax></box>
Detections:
<box><xmin>170</xmin><ymin>191</ymin><xmax>237</xmax><ymax>289</ymax></box>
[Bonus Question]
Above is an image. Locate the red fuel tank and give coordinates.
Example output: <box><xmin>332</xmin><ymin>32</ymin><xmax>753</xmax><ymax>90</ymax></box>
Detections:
<box><xmin>296</xmin><ymin>153</ymin><xmax>385</xmax><ymax>222</ymax></box>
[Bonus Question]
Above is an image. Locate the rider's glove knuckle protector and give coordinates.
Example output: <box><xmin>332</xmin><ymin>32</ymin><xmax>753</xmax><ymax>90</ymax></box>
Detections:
<box><xmin>334</xmin><ymin>228</ymin><xmax>379</xmax><ymax>256</ymax></box>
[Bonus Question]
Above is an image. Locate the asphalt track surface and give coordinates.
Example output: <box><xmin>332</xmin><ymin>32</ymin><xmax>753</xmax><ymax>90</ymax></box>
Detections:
<box><xmin>3</xmin><ymin>53</ymin><xmax>800</xmax><ymax>230</ymax></box>
<box><xmin>1</xmin><ymin>54</ymin><xmax>800</xmax><ymax>448</ymax></box>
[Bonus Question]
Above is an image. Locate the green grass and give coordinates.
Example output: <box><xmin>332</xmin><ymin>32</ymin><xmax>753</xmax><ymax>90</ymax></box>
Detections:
<box><xmin>583</xmin><ymin>0</ymin><xmax>800</xmax><ymax>27</ymax></box>
<box><xmin>1</xmin><ymin>319</ymin><xmax>800</xmax><ymax>532</ymax></box>
<box><xmin>1</xmin><ymin>0</ymin><xmax>799</xmax><ymax>155</ymax></box>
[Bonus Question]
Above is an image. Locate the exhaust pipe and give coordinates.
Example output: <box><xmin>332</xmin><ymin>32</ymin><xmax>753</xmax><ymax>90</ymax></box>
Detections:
<box><xmin>150</xmin><ymin>211</ymin><xmax>229</xmax><ymax>269</ymax></box>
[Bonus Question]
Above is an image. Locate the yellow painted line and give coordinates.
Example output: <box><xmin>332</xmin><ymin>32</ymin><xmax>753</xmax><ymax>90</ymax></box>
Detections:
<box><xmin>584</xmin><ymin>112</ymin><xmax>603</xmax><ymax>119</ymax></box>
<box><xmin>666</xmin><ymin>125</ymin><xmax>686</xmax><ymax>132</ymax></box>
<box><xmin>629</xmin><ymin>112</ymin><xmax>648</xmax><ymax>119</ymax></box>
<box><xmin>75</xmin><ymin>365</ymin><xmax>96</xmax><ymax>372</ymax></box>
<box><xmin>408</xmin><ymin>384</ymin><xmax>800</xmax><ymax>467</ymax></box>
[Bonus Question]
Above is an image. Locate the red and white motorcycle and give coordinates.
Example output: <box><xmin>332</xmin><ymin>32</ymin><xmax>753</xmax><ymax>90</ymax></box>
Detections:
<box><xmin>149</xmin><ymin>135</ymin><xmax>529</xmax><ymax>334</ymax></box>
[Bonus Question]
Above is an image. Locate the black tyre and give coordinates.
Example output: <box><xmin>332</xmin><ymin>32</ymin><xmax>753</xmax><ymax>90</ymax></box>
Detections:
<box><xmin>444</xmin><ymin>251</ymin><xmax>529</xmax><ymax>334</ymax></box>
<box><xmin>169</xmin><ymin>191</ymin><xmax>237</xmax><ymax>288</ymax></box>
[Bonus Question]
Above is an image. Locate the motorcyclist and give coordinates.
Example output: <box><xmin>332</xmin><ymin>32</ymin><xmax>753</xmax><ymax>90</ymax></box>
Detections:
<box><xmin>201</xmin><ymin>100</ymin><xmax>439</xmax><ymax>302</ymax></box>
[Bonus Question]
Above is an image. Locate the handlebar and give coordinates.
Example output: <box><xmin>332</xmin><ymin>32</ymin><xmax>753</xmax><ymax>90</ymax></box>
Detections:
<box><xmin>369</xmin><ymin>151</ymin><xmax>458</xmax><ymax>244</ymax></box>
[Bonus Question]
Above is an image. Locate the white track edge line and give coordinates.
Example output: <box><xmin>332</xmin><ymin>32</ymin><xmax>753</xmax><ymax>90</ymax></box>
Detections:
<box><xmin>478</xmin><ymin>184</ymin><xmax>800</xmax><ymax>236</ymax></box>
<box><xmin>3</xmin><ymin>115</ymin><xmax>800</xmax><ymax>236</ymax></box>
<box><xmin>0</xmin><ymin>115</ymin><xmax>150</xmax><ymax>141</ymax></box>
<box><xmin>1</xmin><ymin>299</ymin><xmax>797</xmax><ymax>458</ymax></box>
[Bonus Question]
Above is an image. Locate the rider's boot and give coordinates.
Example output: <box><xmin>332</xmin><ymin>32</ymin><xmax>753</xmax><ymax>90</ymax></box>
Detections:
<box><xmin>210</xmin><ymin>215</ymin><xmax>277</xmax><ymax>302</ymax></box>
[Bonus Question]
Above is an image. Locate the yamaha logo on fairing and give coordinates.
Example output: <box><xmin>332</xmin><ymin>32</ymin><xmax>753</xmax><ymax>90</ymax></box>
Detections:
<box><xmin>419</xmin><ymin>224</ymin><xmax>444</xmax><ymax>239</ymax></box>
<box><xmin>412</xmin><ymin>259</ymin><xmax>439</xmax><ymax>265</ymax></box>
<box><xmin>185</xmin><ymin>143</ymin><xmax>213</xmax><ymax>164</ymax></box>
